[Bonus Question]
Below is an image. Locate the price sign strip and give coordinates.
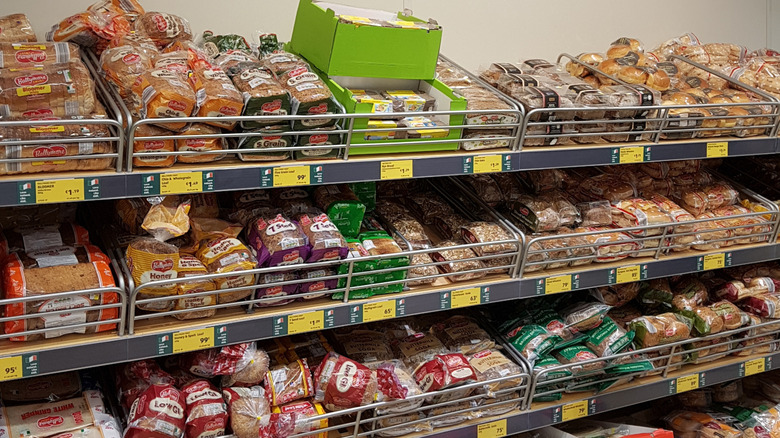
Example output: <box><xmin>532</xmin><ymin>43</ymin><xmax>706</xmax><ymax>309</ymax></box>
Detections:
<box><xmin>380</xmin><ymin>160</ymin><xmax>413</xmax><ymax>180</ymax></box>
<box><xmin>552</xmin><ymin>399</ymin><xmax>596</xmax><ymax>424</ymax></box>
<box><xmin>669</xmin><ymin>372</ymin><xmax>705</xmax><ymax>394</ymax></box>
<box><xmin>535</xmin><ymin>274</ymin><xmax>581</xmax><ymax>295</ymax></box>
<box><xmin>463</xmin><ymin>154</ymin><xmax>513</xmax><ymax>174</ymax></box>
<box><xmin>440</xmin><ymin>287</ymin><xmax>490</xmax><ymax>310</ymax></box>
<box><xmin>0</xmin><ymin>353</ymin><xmax>39</xmax><ymax>382</ymax></box>
<box><xmin>349</xmin><ymin>299</ymin><xmax>407</xmax><ymax>324</ymax></box>
<box><xmin>142</xmin><ymin>171</ymin><xmax>215</xmax><ymax>196</ymax></box>
<box><xmin>156</xmin><ymin>325</ymin><xmax>229</xmax><ymax>356</ymax></box>
<box><xmin>740</xmin><ymin>357</ymin><xmax>773</xmax><ymax>377</ymax></box>
<box><xmin>260</xmin><ymin>165</ymin><xmax>324</xmax><ymax>188</ymax></box>
<box><xmin>607</xmin><ymin>265</ymin><xmax>649</xmax><ymax>285</ymax></box>
<box><xmin>273</xmin><ymin>309</ymin><xmax>336</xmax><ymax>336</ymax></box>
<box><xmin>610</xmin><ymin>146</ymin><xmax>651</xmax><ymax>164</ymax></box>
<box><xmin>18</xmin><ymin>178</ymin><xmax>101</xmax><ymax>204</ymax></box>
<box><xmin>697</xmin><ymin>252</ymin><xmax>733</xmax><ymax>271</ymax></box>
<box><xmin>707</xmin><ymin>141</ymin><xmax>729</xmax><ymax>158</ymax></box>
<box><xmin>477</xmin><ymin>419</ymin><xmax>508</xmax><ymax>438</ymax></box>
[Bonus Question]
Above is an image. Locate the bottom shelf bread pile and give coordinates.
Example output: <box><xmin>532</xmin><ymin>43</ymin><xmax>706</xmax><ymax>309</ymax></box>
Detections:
<box><xmin>530</xmin><ymin>370</ymin><xmax>780</xmax><ymax>438</ymax></box>
<box><xmin>0</xmin><ymin>312</ymin><xmax>530</xmax><ymax>438</ymax></box>
<box><xmin>488</xmin><ymin>262</ymin><xmax>780</xmax><ymax>402</ymax></box>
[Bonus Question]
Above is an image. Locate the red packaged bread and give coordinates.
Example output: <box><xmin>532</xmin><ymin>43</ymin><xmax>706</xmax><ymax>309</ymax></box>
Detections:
<box><xmin>413</xmin><ymin>353</ymin><xmax>477</xmax><ymax>403</ymax></box>
<box><xmin>182</xmin><ymin>343</ymin><xmax>256</xmax><ymax>378</ymax></box>
<box><xmin>181</xmin><ymin>380</ymin><xmax>228</xmax><ymax>438</ymax></box>
<box><xmin>125</xmin><ymin>384</ymin><xmax>186</xmax><ymax>438</ymax></box>
<box><xmin>313</xmin><ymin>352</ymin><xmax>377</xmax><ymax>411</ymax></box>
<box><xmin>3</xmin><ymin>259</ymin><xmax>118</xmax><ymax>341</ymax></box>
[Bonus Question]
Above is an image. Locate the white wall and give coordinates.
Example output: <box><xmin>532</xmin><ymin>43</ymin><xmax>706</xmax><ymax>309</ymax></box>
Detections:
<box><xmin>2</xmin><ymin>0</ymin><xmax>775</xmax><ymax>71</ymax></box>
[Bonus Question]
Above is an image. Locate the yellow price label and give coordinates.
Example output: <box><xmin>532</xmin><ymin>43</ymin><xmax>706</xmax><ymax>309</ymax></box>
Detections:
<box><xmin>616</xmin><ymin>265</ymin><xmax>641</xmax><ymax>284</ymax></box>
<box><xmin>35</xmin><ymin>179</ymin><xmax>84</xmax><ymax>204</ymax></box>
<box><xmin>0</xmin><ymin>356</ymin><xmax>23</xmax><ymax>382</ymax></box>
<box><xmin>473</xmin><ymin>155</ymin><xmax>503</xmax><ymax>174</ymax></box>
<box><xmin>619</xmin><ymin>147</ymin><xmax>645</xmax><ymax>164</ymax></box>
<box><xmin>676</xmin><ymin>374</ymin><xmax>700</xmax><ymax>393</ymax></box>
<box><xmin>451</xmin><ymin>287</ymin><xmax>482</xmax><ymax>309</ymax></box>
<box><xmin>172</xmin><ymin>328</ymin><xmax>214</xmax><ymax>354</ymax></box>
<box><xmin>707</xmin><ymin>142</ymin><xmax>729</xmax><ymax>158</ymax></box>
<box><xmin>703</xmin><ymin>253</ymin><xmax>726</xmax><ymax>271</ymax></box>
<box><xmin>274</xmin><ymin>166</ymin><xmax>310</xmax><ymax>187</ymax></box>
<box><xmin>562</xmin><ymin>400</ymin><xmax>589</xmax><ymax>422</ymax></box>
<box><xmin>745</xmin><ymin>358</ymin><xmax>766</xmax><ymax>376</ymax></box>
<box><xmin>160</xmin><ymin>172</ymin><xmax>202</xmax><ymax>195</ymax></box>
<box><xmin>363</xmin><ymin>301</ymin><xmax>396</xmax><ymax>323</ymax></box>
<box><xmin>380</xmin><ymin>160</ymin><xmax>413</xmax><ymax>180</ymax></box>
<box><xmin>477</xmin><ymin>420</ymin><xmax>508</xmax><ymax>438</ymax></box>
<box><xmin>545</xmin><ymin>275</ymin><xmax>572</xmax><ymax>294</ymax></box>
<box><xmin>288</xmin><ymin>311</ymin><xmax>324</xmax><ymax>335</ymax></box>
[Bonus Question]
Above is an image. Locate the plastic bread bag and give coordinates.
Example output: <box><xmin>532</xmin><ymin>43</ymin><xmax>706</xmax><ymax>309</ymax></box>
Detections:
<box><xmin>669</xmin><ymin>277</ymin><xmax>708</xmax><ymax>311</ymax></box>
<box><xmin>468</xmin><ymin>349</ymin><xmax>524</xmax><ymax>397</ymax></box>
<box><xmin>369</xmin><ymin>360</ymin><xmax>424</xmax><ymax>415</ymax></box>
<box><xmin>713</xmin><ymin>206</ymin><xmax>771</xmax><ymax>245</ymax></box>
<box><xmin>407</xmin><ymin>253</ymin><xmax>438</xmax><ymax>287</ymax></box>
<box><xmin>195</xmin><ymin>236</ymin><xmax>256</xmax><ymax>303</ymax></box>
<box><xmin>130</xmin><ymin>67</ymin><xmax>196</xmax><ymax>131</ymax></box>
<box><xmin>580</xmin><ymin>174</ymin><xmax>638</xmax><ymax>203</ymax></box>
<box><xmin>461</xmin><ymin>221</ymin><xmax>517</xmax><ymax>256</ymax></box>
<box><xmin>572</xmin><ymin>227</ymin><xmax>638</xmax><ymax>262</ymax></box>
<box><xmin>710</xmin><ymin>300</ymin><xmax>751</xmax><ymax>330</ymax></box>
<box><xmin>664</xmin><ymin>411</ymin><xmax>741</xmax><ymax>438</ymax></box>
<box><xmin>474</xmin><ymin>392</ymin><xmax>522</xmax><ymax>418</ymax></box>
<box><xmin>692</xmin><ymin>212</ymin><xmax>734</xmax><ymax>250</ymax></box>
<box><xmin>270</xmin><ymin>400</ymin><xmax>327</xmax><ymax>438</ymax></box>
<box><xmin>413</xmin><ymin>353</ymin><xmax>478</xmax><ymax>404</ymax></box>
<box><xmin>610</xmin><ymin>198</ymin><xmax>673</xmax><ymax>237</ymax></box>
<box><xmin>330</xmin><ymin>329</ymin><xmax>391</xmax><ymax>364</ymax></box>
<box><xmin>508</xmin><ymin>324</ymin><xmax>559</xmax><ymax>363</ymax></box>
<box><xmin>677</xmin><ymin>183</ymin><xmax>741</xmax><ymax>216</ymax></box>
<box><xmin>228</xmin><ymin>389</ymin><xmax>296</xmax><ymax>438</ymax></box>
<box><xmin>560</xmin><ymin>302</ymin><xmax>612</xmax><ymax>333</ymax></box>
<box><xmin>430</xmin><ymin>314</ymin><xmax>495</xmax><ymax>355</ymax></box>
<box><xmin>479</xmin><ymin>62</ymin><xmax>528</xmax><ymax>86</ymax></box>
<box><xmin>100</xmin><ymin>45</ymin><xmax>154</xmax><ymax>96</ymax></box>
<box><xmin>391</xmin><ymin>332</ymin><xmax>448</xmax><ymax>370</ymax></box>
<box><xmin>182</xmin><ymin>343</ymin><xmax>257</xmax><ymax>378</ymax></box>
<box><xmin>511</xmin><ymin>195</ymin><xmax>563</xmax><ymax>232</ymax></box>
<box><xmin>180</xmin><ymin>379</ymin><xmax>228</xmax><ymax>438</ymax></box>
<box><xmin>715</xmin><ymin>278</ymin><xmax>778</xmax><ymax>302</ymax></box>
<box><xmin>463</xmin><ymin>174</ymin><xmax>504</xmax><ymax>207</ymax></box>
<box><xmin>390</xmin><ymin>215</ymin><xmax>432</xmax><ymax>250</ymax></box>
<box><xmin>741</xmin><ymin>293</ymin><xmax>780</xmax><ymax>318</ymax></box>
<box><xmin>264</xmin><ymin>359</ymin><xmax>314</xmax><ymax>407</ymax></box>
<box><xmin>577</xmin><ymin>200</ymin><xmax>612</xmax><ymax>227</ymax></box>
<box><xmin>553</xmin><ymin>345</ymin><xmax>606</xmax><ymax>375</ymax></box>
<box><xmin>294</xmin><ymin>210</ymin><xmax>348</xmax><ymax>262</ymax></box>
<box><xmin>430</xmin><ymin>241</ymin><xmax>486</xmax><ymax>282</ymax></box>
<box><xmin>648</xmin><ymin>194</ymin><xmax>696</xmax><ymax>251</ymax></box>
<box><xmin>371</xmin><ymin>412</ymin><xmax>433</xmax><ymax>437</ymax></box>
<box><xmin>734</xmin><ymin>335</ymin><xmax>778</xmax><ymax>357</ymax></box>
<box><xmin>175</xmin><ymin>123</ymin><xmax>226</xmax><ymax>163</ymax></box>
<box><xmin>313</xmin><ymin>352</ymin><xmax>377</xmax><ymax>411</ymax></box>
<box><xmin>583</xmin><ymin>316</ymin><xmax>634</xmax><ymax>357</ymax></box>
<box><xmin>592</xmin><ymin>282</ymin><xmax>640</xmax><ymax>308</ymax></box>
<box><xmin>247</xmin><ymin>213</ymin><xmax>309</xmax><ymax>267</ymax></box>
<box><xmin>254</xmin><ymin>271</ymin><xmax>299</xmax><ymax>307</ymax></box>
<box><xmin>628</xmin><ymin>313</ymin><xmax>692</xmax><ymax>348</ymax></box>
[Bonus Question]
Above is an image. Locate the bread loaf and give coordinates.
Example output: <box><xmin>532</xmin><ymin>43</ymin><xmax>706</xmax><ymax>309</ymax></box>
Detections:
<box><xmin>135</xmin><ymin>12</ymin><xmax>192</xmax><ymax>47</ymax></box>
<box><xmin>126</xmin><ymin>237</ymin><xmax>180</xmax><ymax>311</ymax></box>
<box><xmin>176</xmin><ymin>123</ymin><xmax>226</xmax><ymax>163</ymax></box>
<box><xmin>0</xmin><ymin>42</ymin><xmax>79</xmax><ymax>69</ymax></box>
<box><xmin>132</xmin><ymin>124</ymin><xmax>176</xmax><ymax>168</ymax></box>
<box><xmin>173</xmin><ymin>255</ymin><xmax>217</xmax><ymax>320</ymax></box>
<box><xmin>101</xmin><ymin>45</ymin><xmax>153</xmax><ymax>97</ymax></box>
<box><xmin>0</xmin><ymin>14</ymin><xmax>36</xmax><ymax>43</ymax></box>
<box><xmin>3</xmin><ymin>260</ymin><xmax>118</xmax><ymax>341</ymax></box>
<box><xmin>189</xmin><ymin>66</ymin><xmax>243</xmax><ymax>129</ymax></box>
<box><xmin>131</xmin><ymin>68</ymin><xmax>196</xmax><ymax>131</ymax></box>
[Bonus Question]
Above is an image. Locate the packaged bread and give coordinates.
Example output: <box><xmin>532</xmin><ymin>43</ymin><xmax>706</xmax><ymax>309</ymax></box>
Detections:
<box><xmin>677</xmin><ymin>183</ymin><xmax>740</xmax><ymax>216</ymax></box>
<box><xmin>254</xmin><ymin>271</ymin><xmax>298</xmax><ymax>307</ymax></box>
<box><xmin>195</xmin><ymin>237</ymin><xmax>256</xmax><ymax>303</ymax></box>
<box><xmin>611</xmin><ymin>198</ymin><xmax>672</xmax><ymax>236</ymax></box>
<box><xmin>369</xmin><ymin>360</ymin><xmax>424</xmax><ymax>415</ymax></box>
<box><xmin>468</xmin><ymin>349</ymin><xmax>523</xmax><ymax>397</ymax></box>
<box><xmin>230</xmin><ymin>64</ymin><xmax>290</xmax><ymax>130</ymax></box>
<box><xmin>593</xmin><ymin>283</ymin><xmax>640</xmax><ymax>308</ymax></box>
<box><xmin>692</xmin><ymin>212</ymin><xmax>733</xmax><ymax>250</ymax></box>
<box><xmin>741</xmin><ymin>293</ymin><xmax>780</xmax><ymax>318</ymax></box>
<box><xmin>270</xmin><ymin>400</ymin><xmax>327</xmax><ymax>438</ymax></box>
<box><xmin>0</xmin><ymin>14</ymin><xmax>36</xmax><ymax>43</ymax></box>
<box><xmin>46</xmin><ymin>13</ymin><xmax>98</xmax><ymax>48</ymax></box>
<box><xmin>413</xmin><ymin>353</ymin><xmax>477</xmax><ymax>404</ymax></box>
<box><xmin>101</xmin><ymin>45</ymin><xmax>153</xmax><ymax>96</ymax></box>
<box><xmin>261</xmin><ymin>50</ymin><xmax>309</xmax><ymax>76</ymax></box>
<box><xmin>0</xmin><ymin>62</ymin><xmax>98</xmax><ymax>119</ymax></box>
<box><xmin>431</xmin><ymin>240</ymin><xmax>487</xmax><ymax>282</ymax></box>
<box><xmin>561</xmin><ymin>301</ymin><xmax>611</xmax><ymax>333</ymax></box>
<box><xmin>171</xmin><ymin>255</ymin><xmax>217</xmax><ymax>320</ymax></box>
<box><xmin>628</xmin><ymin>313</ymin><xmax>691</xmax><ymax>348</ymax></box>
<box><xmin>132</xmin><ymin>124</ymin><xmax>176</xmax><ymax>167</ymax></box>
<box><xmin>175</xmin><ymin>123</ymin><xmax>226</xmax><ymax>163</ymax></box>
<box><xmin>431</xmin><ymin>315</ymin><xmax>495</xmax><ymax>355</ymax></box>
<box><xmin>391</xmin><ymin>332</ymin><xmax>448</xmax><ymax>370</ymax></box>
<box><xmin>108</xmin><ymin>33</ymin><xmax>159</xmax><ymax>58</ymax></box>
<box><xmin>188</xmin><ymin>66</ymin><xmax>243</xmax><ymax>129</ymax></box>
<box><xmin>153</xmin><ymin>50</ymin><xmax>189</xmax><ymax>73</ymax></box>
<box><xmin>3</xmin><ymin>260</ymin><xmax>118</xmax><ymax>341</ymax></box>
<box><xmin>279</xmin><ymin>67</ymin><xmax>339</xmax><ymax>130</ymax></box>
<box><xmin>0</xmin><ymin>222</ymin><xmax>90</xmax><ymax>255</ymax></box>
<box><xmin>295</xmin><ymin>211</ymin><xmax>348</xmax><ymax>262</ymax></box>
<box><xmin>459</xmin><ymin>223</ymin><xmax>514</xmax><ymax>254</ymax></box>
<box><xmin>0</xmin><ymin>42</ymin><xmax>79</xmax><ymax>69</ymax></box>
<box><xmin>581</xmin><ymin>174</ymin><xmax>637</xmax><ymax>202</ymax></box>
<box><xmin>649</xmin><ymin>194</ymin><xmax>695</xmax><ymax>251</ymax></box>
<box><xmin>313</xmin><ymin>352</ymin><xmax>377</xmax><ymax>411</ymax></box>
<box><xmin>572</xmin><ymin>227</ymin><xmax>637</xmax><ymax>262</ymax></box>
<box><xmin>264</xmin><ymin>359</ymin><xmax>314</xmax><ymax>407</ymax></box>
<box><xmin>247</xmin><ymin>213</ymin><xmax>308</xmax><ymax>267</ymax></box>
<box><xmin>553</xmin><ymin>345</ymin><xmax>605</xmax><ymax>375</ymax></box>
<box><xmin>0</xmin><ymin>123</ymin><xmax>115</xmax><ymax>175</ymax></box>
<box><xmin>236</xmin><ymin>125</ymin><xmax>293</xmax><ymax>162</ymax></box>
<box><xmin>134</xmin><ymin>12</ymin><xmax>192</xmax><ymax>47</ymax></box>
<box><xmin>131</xmin><ymin>68</ymin><xmax>196</xmax><ymax>131</ymax></box>
<box><xmin>664</xmin><ymin>411</ymin><xmax>741</xmax><ymax>438</ymax></box>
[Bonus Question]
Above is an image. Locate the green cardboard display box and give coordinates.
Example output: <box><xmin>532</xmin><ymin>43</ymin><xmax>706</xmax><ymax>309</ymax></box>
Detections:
<box><xmin>324</xmin><ymin>76</ymin><xmax>466</xmax><ymax>155</ymax></box>
<box><xmin>289</xmin><ymin>0</ymin><xmax>442</xmax><ymax>79</ymax></box>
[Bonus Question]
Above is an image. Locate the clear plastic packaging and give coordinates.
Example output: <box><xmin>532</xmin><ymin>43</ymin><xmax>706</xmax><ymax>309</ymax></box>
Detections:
<box><xmin>430</xmin><ymin>241</ymin><xmax>487</xmax><ymax>282</ymax></box>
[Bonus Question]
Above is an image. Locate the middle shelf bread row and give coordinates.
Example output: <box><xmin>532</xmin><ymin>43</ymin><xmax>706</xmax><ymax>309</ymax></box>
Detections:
<box><xmin>2</xmin><ymin>158</ymin><xmax>780</xmax><ymax>347</ymax></box>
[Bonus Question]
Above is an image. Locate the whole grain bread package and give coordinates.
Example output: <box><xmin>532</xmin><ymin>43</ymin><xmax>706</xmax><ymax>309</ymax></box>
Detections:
<box><xmin>132</xmin><ymin>124</ymin><xmax>176</xmax><ymax>168</ymax></box>
<box><xmin>134</xmin><ymin>12</ymin><xmax>193</xmax><ymax>48</ymax></box>
<box><xmin>431</xmin><ymin>315</ymin><xmax>496</xmax><ymax>355</ymax></box>
<box><xmin>0</xmin><ymin>42</ymin><xmax>79</xmax><ymax>69</ymax></box>
<box><xmin>295</xmin><ymin>210</ymin><xmax>348</xmax><ymax>262</ymax></box>
<box><xmin>124</xmin><ymin>384</ymin><xmax>186</xmax><ymax>438</ymax></box>
<box><xmin>0</xmin><ymin>14</ymin><xmax>36</xmax><ymax>43</ymax></box>
<box><xmin>188</xmin><ymin>66</ymin><xmax>243</xmax><ymax>129</ymax></box>
<box><xmin>227</xmin><ymin>387</ymin><xmax>296</xmax><ymax>438</ymax></box>
<box><xmin>230</xmin><ymin>64</ymin><xmax>290</xmax><ymax>130</ymax></box>
<box><xmin>130</xmin><ymin>68</ymin><xmax>196</xmax><ymax>131</ymax></box>
<box><xmin>247</xmin><ymin>213</ymin><xmax>309</xmax><ymax>267</ymax></box>
<box><xmin>4</xmin><ymin>395</ymin><xmax>97</xmax><ymax>438</ymax></box>
<box><xmin>313</xmin><ymin>352</ymin><xmax>378</xmax><ymax>411</ymax></box>
<box><xmin>279</xmin><ymin>66</ymin><xmax>341</xmax><ymax>130</ymax></box>
<box><xmin>3</xmin><ymin>258</ymin><xmax>118</xmax><ymax>341</ymax></box>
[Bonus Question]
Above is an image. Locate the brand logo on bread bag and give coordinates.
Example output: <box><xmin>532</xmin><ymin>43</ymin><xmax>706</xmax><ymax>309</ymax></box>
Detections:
<box><xmin>664</xmin><ymin>328</ymin><xmax>676</xmax><ymax>337</ymax></box>
<box><xmin>33</xmin><ymin>145</ymin><xmax>67</xmax><ymax>158</ymax></box>
<box><xmin>37</xmin><ymin>416</ymin><xmax>64</xmax><ymax>428</ymax></box>
<box><xmin>335</xmin><ymin>360</ymin><xmax>359</xmax><ymax>393</ymax></box>
<box><xmin>282</xmin><ymin>251</ymin><xmax>300</xmax><ymax>263</ymax></box>
<box><xmin>575</xmin><ymin>351</ymin><xmax>596</xmax><ymax>361</ymax></box>
<box><xmin>152</xmin><ymin>258</ymin><xmax>174</xmax><ymax>272</ymax></box>
<box><xmin>144</xmin><ymin>140</ymin><xmax>166</xmax><ymax>150</ymax></box>
<box><xmin>152</xmin><ymin>14</ymin><xmax>169</xmax><ymax>32</ymax></box>
<box><xmin>258</xmin><ymin>136</ymin><xmax>286</xmax><ymax>148</ymax></box>
<box><xmin>184</xmin><ymin>139</ymin><xmax>207</xmax><ymax>148</ymax></box>
<box><xmin>308</xmin><ymin>103</ymin><xmax>328</xmax><ymax>115</ymax></box>
<box><xmin>123</xmin><ymin>53</ymin><xmax>141</xmax><ymax>64</ymax></box>
<box><xmin>219</xmin><ymin>106</ymin><xmax>239</xmax><ymax>116</ymax></box>
<box><xmin>307</xmin><ymin>281</ymin><xmax>326</xmax><ymax>292</ymax></box>
<box><xmin>261</xmin><ymin>99</ymin><xmax>282</xmax><ymax>113</ymax></box>
<box><xmin>205</xmin><ymin>418</ymin><xmax>226</xmax><ymax>430</ymax></box>
<box><xmin>168</xmin><ymin>100</ymin><xmax>187</xmax><ymax>112</ymax></box>
<box><xmin>150</xmin><ymin>397</ymin><xmax>184</xmax><ymax>418</ymax></box>
<box><xmin>308</xmin><ymin>134</ymin><xmax>329</xmax><ymax>144</ymax></box>
<box><xmin>15</xmin><ymin>73</ymin><xmax>48</xmax><ymax>87</ymax></box>
<box><xmin>16</xmin><ymin>50</ymin><xmax>46</xmax><ymax>63</ymax></box>
<box><xmin>22</xmin><ymin>108</ymin><xmax>55</xmax><ymax>119</ymax></box>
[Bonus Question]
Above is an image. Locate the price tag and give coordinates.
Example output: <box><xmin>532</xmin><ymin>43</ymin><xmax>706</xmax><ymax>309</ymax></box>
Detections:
<box><xmin>380</xmin><ymin>160</ymin><xmax>413</xmax><ymax>180</ymax></box>
<box><xmin>473</xmin><ymin>155</ymin><xmax>503</xmax><ymax>174</ymax></box>
<box><xmin>616</xmin><ymin>265</ymin><xmax>641</xmax><ymax>284</ymax></box>
<box><xmin>172</xmin><ymin>328</ymin><xmax>214</xmax><ymax>354</ymax></box>
<box><xmin>35</xmin><ymin>179</ymin><xmax>85</xmax><ymax>204</ymax></box>
<box><xmin>288</xmin><ymin>311</ymin><xmax>324</xmax><ymax>335</ymax></box>
<box><xmin>676</xmin><ymin>374</ymin><xmax>700</xmax><ymax>393</ymax></box>
<box><xmin>451</xmin><ymin>287</ymin><xmax>481</xmax><ymax>309</ymax></box>
<box><xmin>707</xmin><ymin>142</ymin><xmax>729</xmax><ymax>158</ymax></box>
<box><xmin>745</xmin><ymin>358</ymin><xmax>766</xmax><ymax>376</ymax></box>
<box><xmin>619</xmin><ymin>147</ymin><xmax>646</xmax><ymax>164</ymax></box>
<box><xmin>702</xmin><ymin>253</ymin><xmax>725</xmax><ymax>271</ymax></box>
<box><xmin>0</xmin><ymin>356</ymin><xmax>23</xmax><ymax>382</ymax></box>
<box><xmin>160</xmin><ymin>172</ymin><xmax>202</xmax><ymax>195</ymax></box>
<box><xmin>363</xmin><ymin>300</ymin><xmax>396</xmax><ymax>322</ymax></box>
<box><xmin>546</xmin><ymin>275</ymin><xmax>572</xmax><ymax>294</ymax></box>
<box><xmin>274</xmin><ymin>166</ymin><xmax>310</xmax><ymax>187</ymax></box>
<box><xmin>562</xmin><ymin>400</ymin><xmax>589</xmax><ymax>422</ymax></box>
<box><xmin>477</xmin><ymin>420</ymin><xmax>507</xmax><ymax>438</ymax></box>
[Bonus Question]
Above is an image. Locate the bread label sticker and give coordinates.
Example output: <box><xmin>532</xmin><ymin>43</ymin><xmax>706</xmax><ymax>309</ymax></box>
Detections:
<box><xmin>477</xmin><ymin>419</ymin><xmax>508</xmax><ymax>438</ymax></box>
<box><xmin>707</xmin><ymin>142</ymin><xmax>728</xmax><ymax>158</ymax></box>
<box><xmin>380</xmin><ymin>160</ymin><xmax>413</xmax><ymax>180</ymax></box>
<box><xmin>561</xmin><ymin>400</ymin><xmax>590</xmax><ymax>422</ymax></box>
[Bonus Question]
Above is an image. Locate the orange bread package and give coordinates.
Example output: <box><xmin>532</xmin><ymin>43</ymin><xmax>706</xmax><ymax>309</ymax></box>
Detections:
<box><xmin>131</xmin><ymin>68</ymin><xmax>196</xmax><ymax>131</ymax></box>
<box><xmin>132</xmin><ymin>124</ymin><xmax>176</xmax><ymax>168</ymax></box>
<box><xmin>189</xmin><ymin>66</ymin><xmax>244</xmax><ymax>129</ymax></box>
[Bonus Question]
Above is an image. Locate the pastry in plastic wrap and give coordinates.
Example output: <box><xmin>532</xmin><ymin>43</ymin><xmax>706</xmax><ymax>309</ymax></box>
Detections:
<box><xmin>692</xmin><ymin>212</ymin><xmax>733</xmax><ymax>250</ymax></box>
<box><xmin>431</xmin><ymin>315</ymin><xmax>495</xmax><ymax>355</ymax></box>
<box><xmin>628</xmin><ymin>313</ymin><xmax>691</xmax><ymax>348</ymax></box>
<box><xmin>313</xmin><ymin>352</ymin><xmax>377</xmax><ymax>411</ymax></box>
<box><xmin>430</xmin><ymin>240</ymin><xmax>486</xmax><ymax>282</ymax></box>
<box><xmin>649</xmin><ymin>194</ymin><xmax>695</xmax><ymax>251</ymax></box>
<box><xmin>572</xmin><ymin>227</ymin><xmax>637</xmax><ymax>262</ymax></box>
<box><xmin>468</xmin><ymin>349</ymin><xmax>523</xmax><ymax>397</ymax></box>
<box><xmin>461</xmin><ymin>221</ymin><xmax>517</xmax><ymax>256</ymax></box>
<box><xmin>593</xmin><ymin>282</ymin><xmax>640</xmax><ymax>308</ymax></box>
<box><xmin>677</xmin><ymin>183</ymin><xmax>740</xmax><ymax>216</ymax></box>
<box><xmin>611</xmin><ymin>198</ymin><xmax>672</xmax><ymax>236</ymax></box>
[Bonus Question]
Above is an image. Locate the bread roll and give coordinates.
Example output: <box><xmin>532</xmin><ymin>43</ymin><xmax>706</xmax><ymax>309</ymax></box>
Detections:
<box><xmin>618</xmin><ymin>66</ymin><xmax>648</xmax><ymax>84</ymax></box>
<box><xmin>645</xmin><ymin>68</ymin><xmax>671</xmax><ymax>91</ymax></box>
<box><xmin>612</xmin><ymin>37</ymin><xmax>643</xmax><ymax>52</ymax></box>
<box><xmin>607</xmin><ymin>45</ymin><xmax>632</xmax><ymax>59</ymax></box>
